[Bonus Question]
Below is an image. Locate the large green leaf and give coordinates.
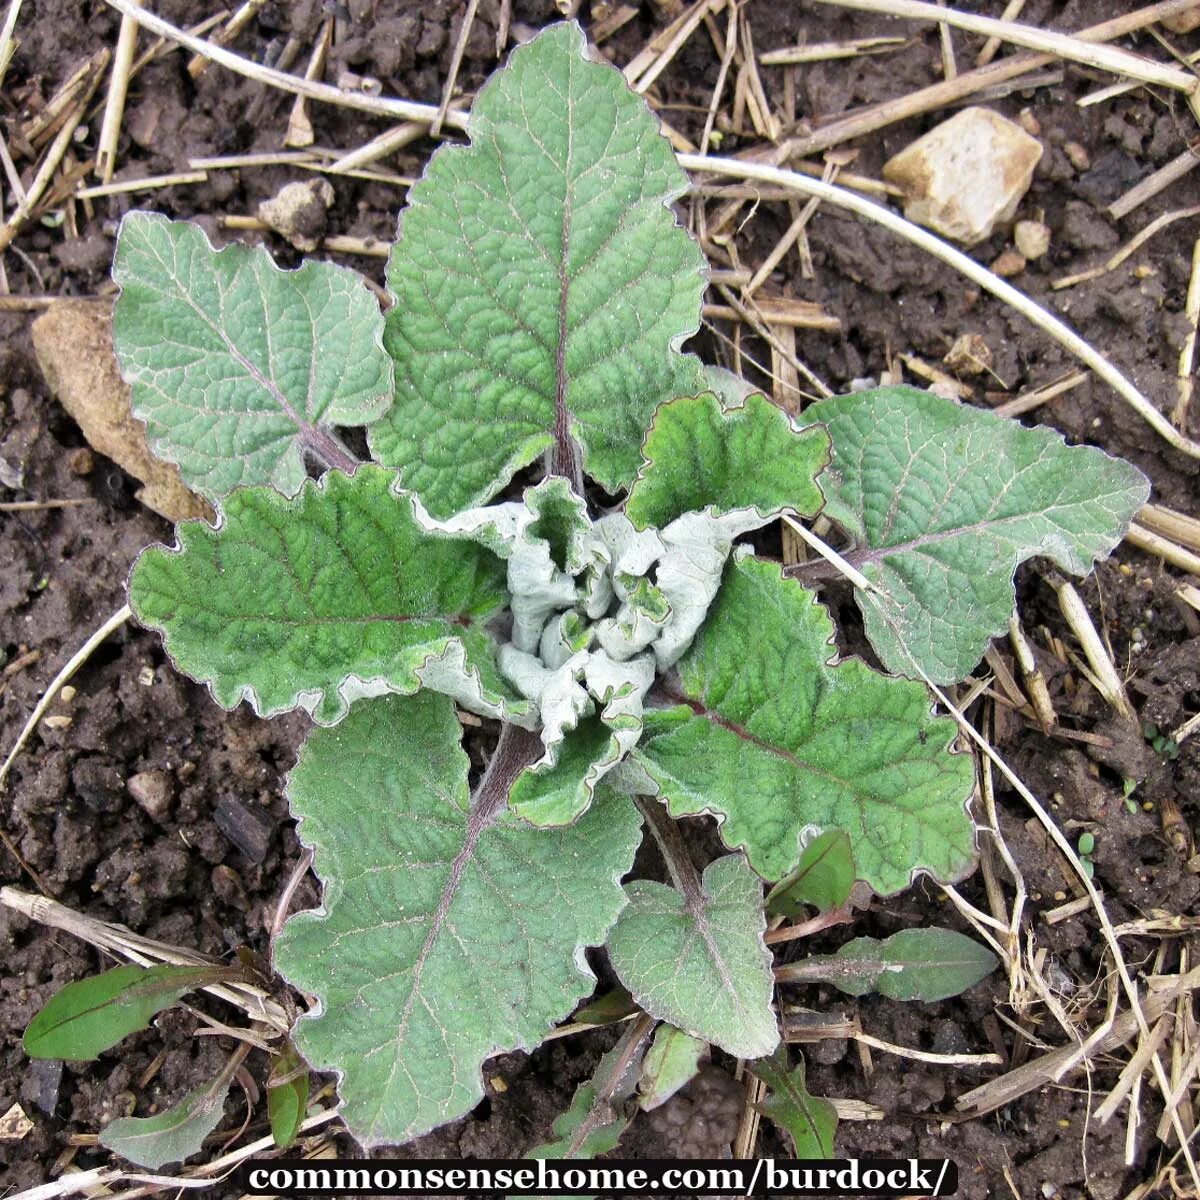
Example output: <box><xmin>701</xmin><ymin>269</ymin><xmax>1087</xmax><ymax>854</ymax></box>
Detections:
<box><xmin>112</xmin><ymin>212</ymin><xmax>392</xmax><ymax>501</ymax></box>
<box><xmin>370</xmin><ymin>21</ymin><xmax>705</xmax><ymax>516</ymax></box>
<box><xmin>634</xmin><ymin>556</ymin><xmax>975</xmax><ymax>893</ymax></box>
<box><xmin>606</xmin><ymin>853</ymin><xmax>778</xmax><ymax>1059</ymax></box>
<box><xmin>625</xmin><ymin>391</ymin><xmax>829</xmax><ymax>530</ymax></box>
<box><xmin>130</xmin><ymin>467</ymin><xmax>524</xmax><ymax>725</ymax></box>
<box><xmin>274</xmin><ymin>693</ymin><xmax>642</xmax><ymax>1147</ymax></box>
<box><xmin>804</xmin><ymin>387</ymin><xmax>1150</xmax><ymax>683</ymax></box>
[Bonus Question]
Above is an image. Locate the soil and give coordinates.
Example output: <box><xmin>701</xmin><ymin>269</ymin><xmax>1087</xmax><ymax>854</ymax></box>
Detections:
<box><xmin>1</xmin><ymin>1</ymin><xmax>1199</xmax><ymax>1198</ymax></box>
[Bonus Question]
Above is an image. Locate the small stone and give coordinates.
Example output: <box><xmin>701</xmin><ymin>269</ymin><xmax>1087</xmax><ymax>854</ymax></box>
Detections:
<box><xmin>0</xmin><ymin>1103</ymin><xmax>32</xmax><ymax>1141</ymax></box>
<box><xmin>1163</xmin><ymin>6</ymin><xmax>1200</xmax><ymax>33</ymax></box>
<box><xmin>943</xmin><ymin>333</ymin><xmax>991</xmax><ymax>375</ymax></box>
<box><xmin>1014</xmin><ymin>219</ymin><xmax>1051</xmax><ymax>260</ymax></box>
<box><xmin>883</xmin><ymin>107</ymin><xmax>1043</xmax><ymax>245</ymax></box>
<box><xmin>137</xmin><ymin>665</ymin><xmax>155</xmax><ymax>686</ymax></box>
<box><xmin>67</xmin><ymin>447</ymin><xmax>94</xmax><ymax>476</ymax></box>
<box><xmin>1064</xmin><ymin>141</ymin><xmax>1090</xmax><ymax>172</ymax></box>
<box><xmin>42</xmin><ymin>714</ymin><xmax>72</xmax><ymax>730</ymax></box>
<box><xmin>1016</xmin><ymin>107</ymin><xmax>1040</xmax><ymax>137</ymax></box>
<box><xmin>257</xmin><ymin>178</ymin><xmax>335</xmax><ymax>252</ymax></box>
<box><xmin>990</xmin><ymin>248</ymin><xmax>1027</xmax><ymax>278</ymax></box>
<box><xmin>59</xmin><ymin>685</ymin><xmax>76</xmax><ymax>703</ymax></box>
<box><xmin>128</xmin><ymin>769</ymin><xmax>175</xmax><ymax>820</ymax></box>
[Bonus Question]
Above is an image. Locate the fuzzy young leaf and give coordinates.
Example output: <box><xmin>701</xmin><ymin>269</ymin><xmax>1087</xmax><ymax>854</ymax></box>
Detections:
<box><xmin>274</xmin><ymin>692</ymin><xmax>642</xmax><ymax>1147</ymax></box>
<box><xmin>638</xmin><ymin>1026</ymin><xmax>705</xmax><ymax>1111</ymax></box>
<box><xmin>751</xmin><ymin>1048</ymin><xmax>836</xmax><ymax>1158</ymax></box>
<box><xmin>112</xmin><ymin>213</ymin><xmax>392</xmax><ymax>500</ymax></box>
<box><xmin>130</xmin><ymin>467</ymin><xmax>525</xmax><ymax>725</ymax></box>
<box><xmin>635</xmin><ymin>556</ymin><xmax>976</xmax><ymax>893</ymax></box>
<box><xmin>606</xmin><ymin>853</ymin><xmax>778</xmax><ymax>1059</ymax></box>
<box><xmin>777</xmin><ymin>928</ymin><xmax>998</xmax><ymax>1000</ymax></box>
<box><xmin>766</xmin><ymin>830</ymin><xmax>855</xmax><ymax>918</ymax></box>
<box><xmin>23</xmin><ymin>964</ymin><xmax>226</xmax><ymax>1061</ymax></box>
<box><xmin>625</xmin><ymin>391</ymin><xmax>829</xmax><ymax>530</ymax></box>
<box><xmin>370</xmin><ymin>22</ymin><xmax>705</xmax><ymax>516</ymax></box>
<box><xmin>806</xmin><ymin>387</ymin><xmax>1150</xmax><ymax>683</ymax></box>
<box><xmin>100</xmin><ymin>1078</ymin><xmax>231</xmax><ymax>1169</ymax></box>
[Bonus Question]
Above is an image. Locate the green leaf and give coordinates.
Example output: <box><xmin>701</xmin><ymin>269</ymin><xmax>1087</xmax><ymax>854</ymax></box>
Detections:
<box><xmin>100</xmin><ymin>1077</ymin><xmax>231</xmax><ymax>1169</ymax></box>
<box><xmin>112</xmin><ymin>212</ymin><xmax>392</xmax><ymax>501</ymax></box>
<box><xmin>267</xmin><ymin>1042</ymin><xmax>309</xmax><ymax>1150</ymax></box>
<box><xmin>766</xmin><ymin>830</ymin><xmax>855</xmax><ymax>918</ymax></box>
<box><xmin>805</xmin><ymin>386</ymin><xmax>1150</xmax><ymax>683</ymax></box>
<box><xmin>370</xmin><ymin>21</ymin><xmax>705</xmax><ymax>516</ymax></box>
<box><xmin>130</xmin><ymin>466</ymin><xmax>525</xmax><ymax>726</ymax></box>
<box><xmin>23</xmin><ymin>964</ymin><xmax>226</xmax><ymax>1061</ymax></box>
<box><xmin>573</xmin><ymin>988</ymin><xmax>638</xmax><ymax>1027</ymax></box>
<box><xmin>625</xmin><ymin>391</ymin><xmax>829</xmax><ymax>530</ymax></box>
<box><xmin>274</xmin><ymin>692</ymin><xmax>643</xmax><ymax>1147</ymax></box>
<box><xmin>634</xmin><ymin>555</ymin><xmax>976</xmax><ymax>893</ymax></box>
<box><xmin>638</xmin><ymin>1025</ymin><xmax>705</xmax><ymax>1111</ymax></box>
<box><xmin>751</xmin><ymin>1048</ymin><xmax>836</xmax><ymax>1158</ymax></box>
<box><xmin>532</xmin><ymin>1082</ymin><xmax>629</xmax><ymax>1164</ymax></box>
<box><xmin>606</xmin><ymin>853</ymin><xmax>778</xmax><ymax>1059</ymax></box>
<box><xmin>777</xmin><ymin>928</ymin><xmax>998</xmax><ymax>1000</ymax></box>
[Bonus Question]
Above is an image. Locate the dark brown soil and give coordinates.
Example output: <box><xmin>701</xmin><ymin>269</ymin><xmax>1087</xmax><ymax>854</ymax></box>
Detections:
<box><xmin>2</xmin><ymin>2</ymin><xmax>1198</xmax><ymax>1198</ymax></box>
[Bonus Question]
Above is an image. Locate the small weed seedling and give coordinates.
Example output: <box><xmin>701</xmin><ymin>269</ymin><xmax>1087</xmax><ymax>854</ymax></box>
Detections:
<box><xmin>24</xmin><ymin>22</ymin><xmax>1149</xmax><ymax>1163</ymax></box>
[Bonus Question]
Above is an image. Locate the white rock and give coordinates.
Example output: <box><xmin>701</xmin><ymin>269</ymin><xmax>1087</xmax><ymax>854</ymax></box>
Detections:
<box><xmin>883</xmin><ymin>107</ymin><xmax>1043</xmax><ymax>246</ymax></box>
<box><xmin>1014</xmin><ymin>219</ymin><xmax>1051</xmax><ymax>260</ymax></box>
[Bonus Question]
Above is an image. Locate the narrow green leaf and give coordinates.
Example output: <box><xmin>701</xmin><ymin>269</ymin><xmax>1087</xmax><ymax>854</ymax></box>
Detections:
<box><xmin>766</xmin><ymin>830</ymin><xmax>855</xmax><ymax>918</ymax></box>
<box><xmin>606</xmin><ymin>854</ymin><xmax>779</xmax><ymax>1059</ymax></box>
<box><xmin>274</xmin><ymin>692</ymin><xmax>643</xmax><ymax>1147</ymax></box>
<box><xmin>634</xmin><ymin>555</ymin><xmax>976</xmax><ymax>894</ymax></box>
<box><xmin>638</xmin><ymin>1026</ymin><xmax>705</xmax><ymax>1111</ymax></box>
<box><xmin>112</xmin><ymin>212</ymin><xmax>393</xmax><ymax>500</ymax></box>
<box><xmin>625</xmin><ymin>392</ymin><xmax>829</xmax><ymax>530</ymax></box>
<box><xmin>530</xmin><ymin>1083</ymin><xmax>629</xmax><ymax>1162</ymax></box>
<box><xmin>777</xmin><ymin>928</ymin><xmax>998</xmax><ymax>1001</ymax></box>
<box><xmin>573</xmin><ymin>988</ymin><xmax>638</xmax><ymax>1027</ymax></box>
<box><xmin>370</xmin><ymin>21</ymin><xmax>705</xmax><ymax>516</ymax></box>
<box><xmin>267</xmin><ymin>1042</ymin><xmax>309</xmax><ymax>1150</ymax></box>
<box><xmin>806</xmin><ymin>386</ymin><xmax>1150</xmax><ymax>683</ymax></box>
<box><xmin>23</xmin><ymin>964</ymin><xmax>225</xmax><ymax>1061</ymax></box>
<box><xmin>751</xmin><ymin>1048</ymin><xmax>836</xmax><ymax>1158</ymax></box>
<box><xmin>130</xmin><ymin>466</ymin><xmax>525</xmax><ymax>725</ymax></box>
<box><xmin>100</xmin><ymin>1077</ymin><xmax>231</xmax><ymax>1169</ymax></box>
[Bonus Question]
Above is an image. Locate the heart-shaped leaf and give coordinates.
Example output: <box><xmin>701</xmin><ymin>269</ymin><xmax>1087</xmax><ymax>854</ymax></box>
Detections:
<box><xmin>113</xmin><ymin>213</ymin><xmax>392</xmax><ymax>500</ymax></box>
<box><xmin>607</xmin><ymin>852</ymin><xmax>778</xmax><ymax>1059</ymax></box>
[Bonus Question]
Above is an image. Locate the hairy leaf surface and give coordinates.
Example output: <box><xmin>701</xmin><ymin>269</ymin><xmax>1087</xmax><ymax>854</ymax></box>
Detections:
<box><xmin>130</xmin><ymin>467</ymin><xmax>523</xmax><ymax>725</ymax></box>
<box><xmin>634</xmin><ymin>556</ymin><xmax>975</xmax><ymax>893</ymax></box>
<box><xmin>274</xmin><ymin>693</ymin><xmax>642</xmax><ymax>1147</ymax></box>
<box><xmin>805</xmin><ymin>387</ymin><xmax>1150</xmax><ymax>682</ymax></box>
<box><xmin>625</xmin><ymin>391</ymin><xmax>828</xmax><ymax>530</ymax></box>
<box><xmin>607</xmin><ymin>852</ymin><xmax>778</xmax><ymax>1059</ymax></box>
<box><xmin>113</xmin><ymin>212</ymin><xmax>392</xmax><ymax>500</ymax></box>
<box><xmin>371</xmin><ymin>22</ymin><xmax>705</xmax><ymax>516</ymax></box>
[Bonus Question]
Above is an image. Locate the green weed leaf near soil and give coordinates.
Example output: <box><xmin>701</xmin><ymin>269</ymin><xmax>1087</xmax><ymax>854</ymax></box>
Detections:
<box><xmin>25</xmin><ymin>18</ymin><xmax>1149</xmax><ymax>1165</ymax></box>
